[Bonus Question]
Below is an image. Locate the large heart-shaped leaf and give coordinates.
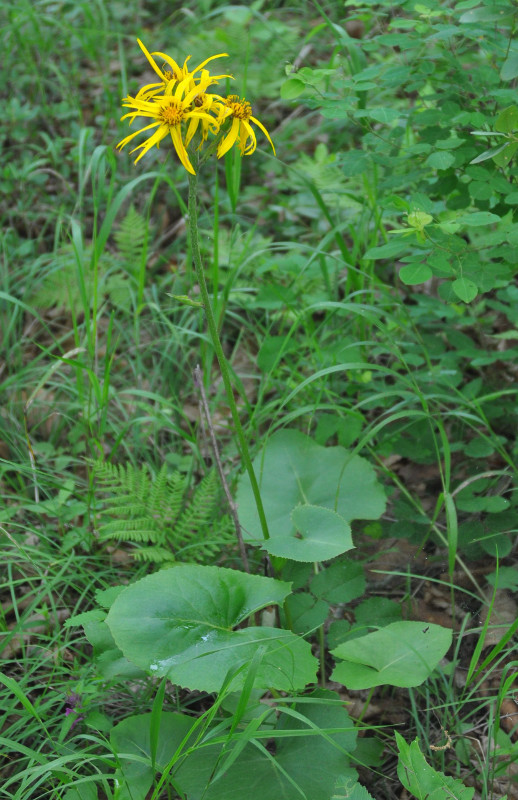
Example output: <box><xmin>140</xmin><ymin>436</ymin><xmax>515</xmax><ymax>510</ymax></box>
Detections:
<box><xmin>330</xmin><ymin>621</ymin><xmax>452</xmax><ymax>689</ymax></box>
<box><xmin>106</xmin><ymin>565</ymin><xmax>317</xmax><ymax>692</ymax></box>
<box><xmin>110</xmin><ymin>712</ymin><xmax>195</xmax><ymax>800</ymax></box>
<box><xmin>237</xmin><ymin>430</ymin><xmax>386</xmax><ymax>561</ymax></box>
<box><xmin>175</xmin><ymin>690</ymin><xmax>357</xmax><ymax>800</ymax></box>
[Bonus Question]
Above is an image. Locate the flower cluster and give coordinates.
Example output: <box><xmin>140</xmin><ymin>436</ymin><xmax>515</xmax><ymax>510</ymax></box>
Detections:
<box><xmin>117</xmin><ymin>39</ymin><xmax>275</xmax><ymax>174</ymax></box>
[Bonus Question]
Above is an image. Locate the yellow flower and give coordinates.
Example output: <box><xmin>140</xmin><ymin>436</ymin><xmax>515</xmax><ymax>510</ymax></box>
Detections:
<box><xmin>135</xmin><ymin>38</ymin><xmax>231</xmax><ymax>97</ymax></box>
<box><xmin>184</xmin><ymin>78</ymin><xmax>227</xmax><ymax>147</ymax></box>
<box><xmin>217</xmin><ymin>95</ymin><xmax>275</xmax><ymax>158</ymax></box>
<box><xmin>117</xmin><ymin>72</ymin><xmax>218</xmax><ymax>173</ymax></box>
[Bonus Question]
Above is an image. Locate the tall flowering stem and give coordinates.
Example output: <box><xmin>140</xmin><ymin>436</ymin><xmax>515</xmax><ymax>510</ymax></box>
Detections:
<box><xmin>187</xmin><ymin>152</ymin><xmax>270</xmax><ymax>542</ymax></box>
<box><xmin>118</xmin><ymin>40</ymin><xmax>276</xmax><ymax>545</ymax></box>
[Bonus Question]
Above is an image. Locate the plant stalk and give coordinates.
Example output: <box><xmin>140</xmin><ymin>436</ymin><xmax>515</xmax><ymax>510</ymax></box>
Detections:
<box><xmin>187</xmin><ymin>157</ymin><xmax>270</xmax><ymax>542</ymax></box>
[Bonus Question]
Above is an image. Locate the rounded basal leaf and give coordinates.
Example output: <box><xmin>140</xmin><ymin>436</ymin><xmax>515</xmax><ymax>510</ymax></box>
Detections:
<box><xmin>111</xmin><ymin>712</ymin><xmax>195</xmax><ymax>800</ymax></box>
<box><xmin>311</xmin><ymin>560</ymin><xmax>365</xmax><ymax>604</ymax></box>
<box><xmin>263</xmin><ymin>504</ymin><xmax>353</xmax><ymax>561</ymax></box>
<box><xmin>330</xmin><ymin>621</ymin><xmax>452</xmax><ymax>689</ymax></box>
<box><xmin>175</xmin><ymin>690</ymin><xmax>357</xmax><ymax>800</ymax></box>
<box><xmin>106</xmin><ymin>565</ymin><xmax>317</xmax><ymax>692</ymax></box>
<box><xmin>237</xmin><ymin>430</ymin><xmax>386</xmax><ymax>559</ymax></box>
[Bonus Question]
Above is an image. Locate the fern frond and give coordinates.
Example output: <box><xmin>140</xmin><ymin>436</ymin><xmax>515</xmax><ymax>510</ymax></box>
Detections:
<box><xmin>162</xmin><ymin>471</ymin><xmax>188</xmax><ymax>524</ymax></box>
<box><xmin>173</xmin><ymin>470</ymin><xmax>220</xmax><ymax>545</ymax></box>
<box><xmin>114</xmin><ymin>205</ymin><xmax>147</xmax><ymax>271</ymax></box>
<box><xmin>101</xmin><ymin>501</ymin><xmax>148</xmax><ymax>516</ymax></box>
<box><xmin>94</xmin><ymin>459</ymin><xmax>233</xmax><ymax>566</ymax></box>
<box><xmin>132</xmin><ymin>546</ymin><xmax>175</xmax><ymax>563</ymax></box>
<box><xmin>175</xmin><ymin>518</ymin><xmax>235</xmax><ymax>563</ymax></box>
<box><xmin>100</xmin><ymin>530</ymin><xmax>160</xmax><ymax>544</ymax></box>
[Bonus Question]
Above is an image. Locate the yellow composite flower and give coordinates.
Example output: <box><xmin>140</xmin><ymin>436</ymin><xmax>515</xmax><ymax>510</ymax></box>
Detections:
<box><xmin>117</xmin><ymin>72</ymin><xmax>218</xmax><ymax>173</ymax></box>
<box><xmin>135</xmin><ymin>38</ymin><xmax>231</xmax><ymax>99</ymax></box>
<box><xmin>217</xmin><ymin>95</ymin><xmax>275</xmax><ymax>158</ymax></box>
<box><xmin>184</xmin><ymin>80</ymin><xmax>227</xmax><ymax>147</ymax></box>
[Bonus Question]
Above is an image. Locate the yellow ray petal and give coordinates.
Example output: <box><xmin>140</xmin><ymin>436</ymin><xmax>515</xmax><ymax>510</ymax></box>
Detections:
<box><xmin>250</xmin><ymin>115</ymin><xmax>276</xmax><ymax>155</ymax></box>
<box><xmin>240</xmin><ymin>120</ymin><xmax>257</xmax><ymax>154</ymax></box>
<box><xmin>131</xmin><ymin>125</ymin><xmax>169</xmax><ymax>163</ymax></box>
<box><xmin>184</xmin><ymin>117</ymin><xmax>199</xmax><ymax>147</ymax></box>
<box><xmin>137</xmin><ymin>39</ymin><xmax>166</xmax><ymax>81</ymax></box>
<box><xmin>171</xmin><ymin>126</ymin><xmax>195</xmax><ymax>174</ymax></box>
<box><xmin>217</xmin><ymin>118</ymin><xmax>241</xmax><ymax>158</ymax></box>
<box><xmin>190</xmin><ymin>53</ymin><xmax>229</xmax><ymax>75</ymax></box>
<box><xmin>151</xmin><ymin>50</ymin><xmax>183</xmax><ymax>79</ymax></box>
<box><xmin>117</xmin><ymin>121</ymin><xmax>161</xmax><ymax>149</ymax></box>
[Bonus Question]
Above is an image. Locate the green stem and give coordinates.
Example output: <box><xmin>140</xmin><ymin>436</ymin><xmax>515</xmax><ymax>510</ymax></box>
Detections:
<box><xmin>187</xmin><ymin>156</ymin><xmax>270</xmax><ymax>541</ymax></box>
<box><xmin>313</xmin><ymin>562</ymin><xmax>326</xmax><ymax>686</ymax></box>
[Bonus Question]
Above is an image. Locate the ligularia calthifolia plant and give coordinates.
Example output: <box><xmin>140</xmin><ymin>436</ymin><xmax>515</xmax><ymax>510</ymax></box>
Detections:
<box><xmin>117</xmin><ymin>39</ymin><xmax>275</xmax><ymax>551</ymax></box>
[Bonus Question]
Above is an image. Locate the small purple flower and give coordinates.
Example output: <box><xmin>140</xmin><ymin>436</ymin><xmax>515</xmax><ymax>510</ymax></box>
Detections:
<box><xmin>65</xmin><ymin>693</ymin><xmax>84</xmax><ymax>728</ymax></box>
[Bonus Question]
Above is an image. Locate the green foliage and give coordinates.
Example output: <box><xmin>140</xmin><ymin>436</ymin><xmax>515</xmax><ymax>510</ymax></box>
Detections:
<box><xmin>94</xmin><ymin>461</ymin><xmax>233</xmax><ymax>564</ymax></box>
<box><xmin>114</xmin><ymin>204</ymin><xmax>147</xmax><ymax>266</ymax></box>
<box><xmin>237</xmin><ymin>429</ymin><xmax>386</xmax><ymax>561</ymax></box>
<box><xmin>396</xmin><ymin>733</ymin><xmax>475</xmax><ymax>800</ymax></box>
<box><xmin>2</xmin><ymin>1</ymin><xmax>517</xmax><ymax>798</ymax></box>
<box><xmin>281</xmin><ymin>0</ymin><xmax>518</xmax><ymax>303</ymax></box>
<box><xmin>331</xmin><ymin>622</ymin><xmax>452</xmax><ymax>689</ymax></box>
<box><xmin>111</xmin><ymin>690</ymin><xmax>357</xmax><ymax>800</ymax></box>
<box><xmin>85</xmin><ymin>565</ymin><xmax>317</xmax><ymax>692</ymax></box>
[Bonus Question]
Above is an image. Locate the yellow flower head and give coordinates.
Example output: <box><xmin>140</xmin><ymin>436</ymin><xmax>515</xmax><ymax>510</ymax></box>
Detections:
<box><xmin>118</xmin><ymin>41</ymin><xmax>276</xmax><ymax>173</ymax></box>
<box><xmin>184</xmin><ymin>78</ymin><xmax>226</xmax><ymax>148</ymax></box>
<box><xmin>217</xmin><ymin>95</ymin><xmax>275</xmax><ymax>158</ymax></box>
<box><xmin>136</xmin><ymin>38</ymin><xmax>231</xmax><ymax>97</ymax></box>
<box><xmin>117</xmin><ymin>72</ymin><xmax>217</xmax><ymax>174</ymax></box>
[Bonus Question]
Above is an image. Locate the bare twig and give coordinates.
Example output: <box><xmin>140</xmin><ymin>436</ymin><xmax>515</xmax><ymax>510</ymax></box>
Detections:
<box><xmin>193</xmin><ymin>364</ymin><xmax>250</xmax><ymax>572</ymax></box>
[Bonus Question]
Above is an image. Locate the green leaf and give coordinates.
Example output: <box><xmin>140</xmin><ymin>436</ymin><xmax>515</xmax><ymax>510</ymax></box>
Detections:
<box><xmin>330</xmin><ymin>621</ymin><xmax>452</xmax><ymax>689</ymax></box>
<box><xmin>175</xmin><ymin>690</ymin><xmax>357</xmax><ymax>800</ymax></box>
<box><xmin>63</xmin><ymin>786</ymin><xmax>98</xmax><ymax>800</ymax></box>
<box><xmin>364</xmin><ymin>240</ymin><xmax>410</xmax><ymax>259</ymax></box>
<box><xmin>425</xmin><ymin>151</ymin><xmax>455</xmax><ymax>170</ymax></box>
<box><xmin>470</xmin><ymin>141</ymin><xmax>511</xmax><ymax>164</ymax></box>
<box><xmin>396</xmin><ymin>733</ymin><xmax>475</xmax><ymax>799</ymax></box>
<box><xmin>354</xmin><ymin>597</ymin><xmax>402</xmax><ymax>628</ymax></box>
<box><xmin>460</xmin><ymin>6</ymin><xmax>513</xmax><ymax>22</ymax></box>
<box><xmin>468</xmin><ymin>181</ymin><xmax>493</xmax><ymax>201</ymax></box>
<box><xmin>456</xmin><ymin>211</ymin><xmax>500</xmax><ymax>226</ymax></box>
<box><xmin>282</xmin><ymin>593</ymin><xmax>329</xmax><ymax>634</ymax></box>
<box><xmin>263</xmin><ymin>504</ymin><xmax>353</xmax><ymax>561</ymax></box>
<box><xmin>237</xmin><ymin>430</ymin><xmax>386</xmax><ymax>561</ymax></box>
<box><xmin>311</xmin><ymin>560</ymin><xmax>365</xmax><ymax>604</ymax></box>
<box><xmin>486</xmin><ymin>566</ymin><xmax>518</xmax><ymax>591</ymax></box>
<box><xmin>111</xmin><ymin>712</ymin><xmax>196</xmax><ymax>800</ymax></box>
<box><xmin>106</xmin><ymin>565</ymin><xmax>317</xmax><ymax>692</ymax></box>
<box><xmin>452</xmin><ymin>277</ymin><xmax>478</xmax><ymax>303</ymax></box>
<box><xmin>501</xmin><ymin>53</ymin><xmax>518</xmax><ymax>81</ymax></box>
<box><xmin>355</xmin><ymin>108</ymin><xmax>402</xmax><ymax>124</ymax></box>
<box><xmin>280</xmin><ymin>78</ymin><xmax>306</xmax><ymax>100</ymax></box>
<box><xmin>399</xmin><ymin>263</ymin><xmax>433</xmax><ymax>285</ymax></box>
<box><xmin>495</xmin><ymin>106</ymin><xmax>518</xmax><ymax>133</ymax></box>
<box><xmin>493</xmin><ymin>141</ymin><xmax>518</xmax><ymax>168</ymax></box>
